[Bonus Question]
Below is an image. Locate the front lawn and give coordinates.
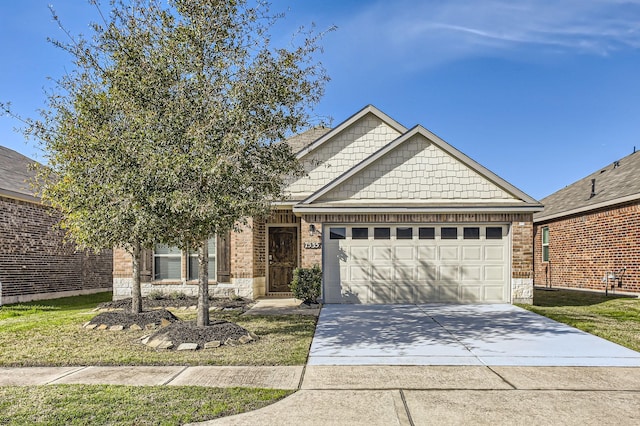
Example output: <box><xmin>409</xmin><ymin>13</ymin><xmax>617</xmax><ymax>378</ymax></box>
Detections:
<box><xmin>519</xmin><ymin>288</ymin><xmax>640</xmax><ymax>352</ymax></box>
<box><xmin>0</xmin><ymin>384</ymin><xmax>291</xmax><ymax>425</ymax></box>
<box><xmin>0</xmin><ymin>293</ymin><xmax>316</xmax><ymax>366</ymax></box>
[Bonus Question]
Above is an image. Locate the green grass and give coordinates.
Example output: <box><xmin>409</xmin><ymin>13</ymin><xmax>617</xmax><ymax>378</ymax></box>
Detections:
<box><xmin>0</xmin><ymin>292</ymin><xmax>316</xmax><ymax>367</ymax></box>
<box><xmin>0</xmin><ymin>384</ymin><xmax>292</xmax><ymax>425</ymax></box>
<box><xmin>519</xmin><ymin>288</ymin><xmax>640</xmax><ymax>352</ymax></box>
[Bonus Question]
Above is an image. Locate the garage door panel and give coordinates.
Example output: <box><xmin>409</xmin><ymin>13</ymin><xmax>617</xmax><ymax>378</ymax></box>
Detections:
<box><xmin>484</xmin><ymin>265</ymin><xmax>504</xmax><ymax>281</ymax></box>
<box><xmin>372</xmin><ymin>266</ymin><xmax>393</xmax><ymax>280</ymax></box>
<box><xmin>440</xmin><ymin>265</ymin><xmax>460</xmax><ymax>281</ymax></box>
<box><xmin>484</xmin><ymin>285</ymin><xmax>506</xmax><ymax>302</ymax></box>
<box><xmin>395</xmin><ymin>285</ymin><xmax>415</xmax><ymax>303</ymax></box>
<box><xmin>437</xmin><ymin>284</ymin><xmax>460</xmax><ymax>302</ymax></box>
<box><xmin>350</xmin><ymin>246</ymin><xmax>370</xmax><ymax>260</ymax></box>
<box><xmin>418</xmin><ymin>246</ymin><xmax>436</xmax><ymax>260</ymax></box>
<box><xmin>394</xmin><ymin>266</ymin><xmax>415</xmax><ymax>280</ymax></box>
<box><xmin>461</xmin><ymin>285</ymin><xmax>482</xmax><ymax>302</ymax></box>
<box><xmin>323</xmin><ymin>224</ymin><xmax>509</xmax><ymax>304</ymax></box>
<box><xmin>440</xmin><ymin>246</ymin><xmax>459</xmax><ymax>260</ymax></box>
<box><xmin>394</xmin><ymin>246</ymin><xmax>414</xmax><ymax>260</ymax></box>
<box><xmin>485</xmin><ymin>246</ymin><xmax>504</xmax><ymax>261</ymax></box>
<box><xmin>372</xmin><ymin>246</ymin><xmax>391</xmax><ymax>260</ymax></box>
<box><xmin>369</xmin><ymin>283</ymin><xmax>394</xmax><ymax>304</ymax></box>
<box><xmin>349</xmin><ymin>265</ymin><xmax>370</xmax><ymax>281</ymax></box>
<box><xmin>461</xmin><ymin>265</ymin><xmax>482</xmax><ymax>281</ymax></box>
<box><xmin>462</xmin><ymin>246</ymin><xmax>482</xmax><ymax>261</ymax></box>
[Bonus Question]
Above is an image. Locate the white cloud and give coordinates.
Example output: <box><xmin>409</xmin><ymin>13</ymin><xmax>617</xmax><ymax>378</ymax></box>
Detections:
<box><xmin>330</xmin><ymin>0</ymin><xmax>640</xmax><ymax>69</ymax></box>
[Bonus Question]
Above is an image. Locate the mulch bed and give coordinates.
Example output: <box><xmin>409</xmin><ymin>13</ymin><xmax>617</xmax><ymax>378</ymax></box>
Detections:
<box><xmin>87</xmin><ymin>309</ymin><xmax>180</xmax><ymax>329</ymax></box>
<box><xmin>147</xmin><ymin>320</ymin><xmax>252</xmax><ymax>348</ymax></box>
<box><xmin>98</xmin><ymin>297</ymin><xmax>253</xmax><ymax>311</ymax></box>
<box><xmin>88</xmin><ymin>297</ymin><xmax>256</xmax><ymax>350</ymax></box>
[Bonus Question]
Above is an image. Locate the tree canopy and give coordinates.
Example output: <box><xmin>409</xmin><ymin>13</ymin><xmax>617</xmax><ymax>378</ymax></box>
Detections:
<box><xmin>4</xmin><ymin>0</ymin><xmax>331</xmax><ymax>317</ymax></box>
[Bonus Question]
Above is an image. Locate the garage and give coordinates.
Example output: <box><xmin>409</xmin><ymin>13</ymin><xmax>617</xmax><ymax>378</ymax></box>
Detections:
<box><xmin>323</xmin><ymin>224</ymin><xmax>510</xmax><ymax>304</ymax></box>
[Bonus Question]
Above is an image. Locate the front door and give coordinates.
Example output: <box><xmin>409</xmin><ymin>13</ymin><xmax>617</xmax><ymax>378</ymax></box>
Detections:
<box><xmin>268</xmin><ymin>226</ymin><xmax>298</xmax><ymax>293</ymax></box>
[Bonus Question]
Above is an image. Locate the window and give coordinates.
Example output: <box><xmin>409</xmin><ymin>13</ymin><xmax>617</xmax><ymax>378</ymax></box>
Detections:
<box><xmin>154</xmin><ymin>244</ymin><xmax>182</xmax><ymax>280</ymax></box>
<box><xmin>188</xmin><ymin>238</ymin><xmax>217</xmax><ymax>281</ymax></box>
<box><xmin>396</xmin><ymin>227</ymin><xmax>413</xmax><ymax>239</ymax></box>
<box><xmin>374</xmin><ymin>227</ymin><xmax>391</xmax><ymax>239</ymax></box>
<box><xmin>329</xmin><ymin>227</ymin><xmax>346</xmax><ymax>239</ymax></box>
<box><xmin>463</xmin><ymin>227</ymin><xmax>480</xmax><ymax>239</ymax></box>
<box><xmin>154</xmin><ymin>238</ymin><xmax>217</xmax><ymax>281</ymax></box>
<box><xmin>441</xmin><ymin>227</ymin><xmax>458</xmax><ymax>239</ymax></box>
<box><xmin>542</xmin><ymin>227</ymin><xmax>550</xmax><ymax>262</ymax></box>
<box><xmin>352</xmin><ymin>227</ymin><xmax>369</xmax><ymax>239</ymax></box>
<box><xmin>486</xmin><ymin>227</ymin><xmax>503</xmax><ymax>240</ymax></box>
<box><xmin>419</xmin><ymin>227</ymin><xmax>435</xmax><ymax>239</ymax></box>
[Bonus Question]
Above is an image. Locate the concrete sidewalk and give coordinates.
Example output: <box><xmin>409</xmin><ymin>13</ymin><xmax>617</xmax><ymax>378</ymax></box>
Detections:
<box><xmin>3</xmin><ymin>365</ymin><xmax>640</xmax><ymax>425</ymax></box>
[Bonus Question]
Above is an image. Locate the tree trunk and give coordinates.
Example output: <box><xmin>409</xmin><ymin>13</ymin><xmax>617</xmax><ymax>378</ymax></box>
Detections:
<box><xmin>131</xmin><ymin>242</ymin><xmax>143</xmax><ymax>314</ymax></box>
<box><xmin>197</xmin><ymin>240</ymin><xmax>210</xmax><ymax>326</ymax></box>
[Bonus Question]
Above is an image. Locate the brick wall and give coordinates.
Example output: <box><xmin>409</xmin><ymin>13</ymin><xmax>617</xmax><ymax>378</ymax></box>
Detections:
<box><xmin>534</xmin><ymin>201</ymin><xmax>640</xmax><ymax>293</ymax></box>
<box><xmin>0</xmin><ymin>196</ymin><xmax>112</xmax><ymax>303</ymax></box>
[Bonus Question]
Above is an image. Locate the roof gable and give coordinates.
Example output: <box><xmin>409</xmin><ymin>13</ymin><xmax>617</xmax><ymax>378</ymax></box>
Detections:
<box><xmin>285</xmin><ymin>105</ymin><xmax>407</xmax><ymax>200</ymax></box>
<box><xmin>296</xmin><ymin>125</ymin><xmax>541</xmax><ymax>212</ymax></box>
<box><xmin>535</xmin><ymin>150</ymin><xmax>640</xmax><ymax>222</ymax></box>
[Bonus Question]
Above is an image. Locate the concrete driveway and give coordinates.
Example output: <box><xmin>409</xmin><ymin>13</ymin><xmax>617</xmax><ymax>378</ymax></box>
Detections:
<box><xmin>308</xmin><ymin>304</ymin><xmax>640</xmax><ymax>366</ymax></box>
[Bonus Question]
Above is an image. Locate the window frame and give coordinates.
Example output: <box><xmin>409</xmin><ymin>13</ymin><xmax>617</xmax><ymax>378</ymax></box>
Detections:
<box><xmin>153</xmin><ymin>237</ymin><xmax>217</xmax><ymax>282</ymax></box>
<box><xmin>542</xmin><ymin>226</ymin><xmax>550</xmax><ymax>262</ymax></box>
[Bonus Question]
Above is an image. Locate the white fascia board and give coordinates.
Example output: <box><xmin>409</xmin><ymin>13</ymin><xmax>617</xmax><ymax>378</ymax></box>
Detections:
<box><xmin>534</xmin><ymin>193</ymin><xmax>640</xmax><ymax>223</ymax></box>
<box><xmin>295</xmin><ymin>105</ymin><xmax>407</xmax><ymax>159</ymax></box>
<box><xmin>0</xmin><ymin>188</ymin><xmax>41</xmax><ymax>204</ymax></box>
<box><xmin>292</xmin><ymin>205</ymin><xmax>543</xmax><ymax>214</ymax></box>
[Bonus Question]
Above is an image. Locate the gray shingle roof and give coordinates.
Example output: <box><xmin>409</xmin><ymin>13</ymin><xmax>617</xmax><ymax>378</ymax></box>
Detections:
<box><xmin>286</xmin><ymin>126</ymin><xmax>332</xmax><ymax>154</ymax></box>
<box><xmin>534</xmin><ymin>150</ymin><xmax>640</xmax><ymax>222</ymax></box>
<box><xmin>0</xmin><ymin>145</ymin><xmax>38</xmax><ymax>200</ymax></box>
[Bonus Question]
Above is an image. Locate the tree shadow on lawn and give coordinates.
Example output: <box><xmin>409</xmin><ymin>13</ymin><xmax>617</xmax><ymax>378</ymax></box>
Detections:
<box><xmin>533</xmin><ymin>288</ymin><xmax>634</xmax><ymax>307</ymax></box>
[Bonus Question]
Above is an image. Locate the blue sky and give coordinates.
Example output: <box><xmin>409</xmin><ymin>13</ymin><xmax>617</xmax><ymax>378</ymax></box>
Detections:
<box><xmin>2</xmin><ymin>0</ymin><xmax>640</xmax><ymax>200</ymax></box>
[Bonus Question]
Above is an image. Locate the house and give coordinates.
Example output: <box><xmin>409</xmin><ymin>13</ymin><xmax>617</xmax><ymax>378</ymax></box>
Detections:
<box><xmin>0</xmin><ymin>145</ymin><xmax>113</xmax><ymax>305</ymax></box>
<box><xmin>113</xmin><ymin>105</ymin><xmax>543</xmax><ymax>304</ymax></box>
<box><xmin>533</xmin><ymin>150</ymin><xmax>640</xmax><ymax>293</ymax></box>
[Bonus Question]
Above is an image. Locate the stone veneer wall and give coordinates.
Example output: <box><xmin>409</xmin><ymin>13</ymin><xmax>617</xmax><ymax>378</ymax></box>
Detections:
<box><xmin>301</xmin><ymin>212</ymin><xmax>535</xmax><ymax>304</ymax></box>
<box><xmin>0</xmin><ymin>195</ymin><xmax>112</xmax><ymax>304</ymax></box>
<box><xmin>534</xmin><ymin>201</ymin><xmax>640</xmax><ymax>293</ymax></box>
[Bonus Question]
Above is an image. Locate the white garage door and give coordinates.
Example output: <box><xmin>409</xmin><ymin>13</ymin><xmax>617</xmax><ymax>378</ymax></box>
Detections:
<box><xmin>323</xmin><ymin>224</ymin><xmax>510</xmax><ymax>304</ymax></box>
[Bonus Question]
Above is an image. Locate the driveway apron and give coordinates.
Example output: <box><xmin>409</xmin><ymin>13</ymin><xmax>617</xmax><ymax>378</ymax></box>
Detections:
<box><xmin>308</xmin><ymin>304</ymin><xmax>640</xmax><ymax>366</ymax></box>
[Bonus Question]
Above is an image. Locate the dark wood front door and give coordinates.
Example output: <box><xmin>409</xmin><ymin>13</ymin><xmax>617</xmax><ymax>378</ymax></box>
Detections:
<box><xmin>268</xmin><ymin>227</ymin><xmax>298</xmax><ymax>293</ymax></box>
<box><xmin>216</xmin><ymin>231</ymin><xmax>231</xmax><ymax>283</ymax></box>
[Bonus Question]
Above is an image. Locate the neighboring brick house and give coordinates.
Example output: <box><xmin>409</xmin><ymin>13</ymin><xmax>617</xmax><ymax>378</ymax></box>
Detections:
<box><xmin>0</xmin><ymin>146</ymin><xmax>113</xmax><ymax>305</ymax></box>
<box><xmin>114</xmin><ymin>105</ymin><xmax>542</xmax><ymax>304</ymax></box>
<box><xmin>533</xmin><ymin>150</ymin><xmax>640</xmax><ymax>294</ymax></box>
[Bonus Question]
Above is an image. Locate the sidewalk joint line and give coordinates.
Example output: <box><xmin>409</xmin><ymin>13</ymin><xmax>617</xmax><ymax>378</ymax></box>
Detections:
<box><xmin>46</xmin><ymin>366</ymin><xmax>88</xmax><ymax>385</ymax></box>
<box><xmin>162</xmin><ymin>366</ymin><xmax>189</xmax><ymax>385</ymax></box>
<box><xmin>297</xmin><ymin>365</ymin><xmax>307</xmax><ymax>390</ymax></box>
<box><xmin>399</xmin><ymin>389</ymin><xmax>415</xmax><ymax>426</ymax></box>
<box><xmin>485</xmin><ymin>366</ymin><xmax>517</xmax><ymax>389</ymax></box>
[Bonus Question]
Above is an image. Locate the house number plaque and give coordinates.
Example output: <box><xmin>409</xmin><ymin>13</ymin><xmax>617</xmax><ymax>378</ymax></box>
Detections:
<box><xmin>304</xmin><ymin>242</ymin><xmax>322</xmax><ymax>249</ymax></box>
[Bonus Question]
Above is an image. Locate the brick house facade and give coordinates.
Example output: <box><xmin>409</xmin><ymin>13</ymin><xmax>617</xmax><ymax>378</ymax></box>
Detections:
<box><xmin>113</xmin><ymin>106</ymin><xmax>542</xmax><ymax>304</ymax></box>
<box><xmin>533</xmin><ymin>152</ymin><xmax>640</xmax><ymax>293</ymax></box>
<box><xmin>0</xmin><ymin>146</ymin><xmax>113</xmax><ymax>305</ymax></box>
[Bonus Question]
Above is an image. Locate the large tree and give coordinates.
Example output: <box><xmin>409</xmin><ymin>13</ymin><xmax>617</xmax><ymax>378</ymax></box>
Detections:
<box><xmin>6</xmin><ymin>0</ymin><xmax>330</xmax><ymax>322</ymax></box>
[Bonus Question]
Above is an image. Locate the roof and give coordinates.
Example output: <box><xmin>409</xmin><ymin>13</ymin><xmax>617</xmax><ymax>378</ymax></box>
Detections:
<box><xmin>286</xmin><ymin>126</ymin><xmax>332</xmax><ymax>154</ymax></box>
<box><xmin>0</xmin><ymin>145</ymin><xmax>39</xmax><ymax>202</ymax></box>
<box><xmin>534</xmin><ymin>150</ymin><xmax>640</xmax><ymax>223</ymax></box>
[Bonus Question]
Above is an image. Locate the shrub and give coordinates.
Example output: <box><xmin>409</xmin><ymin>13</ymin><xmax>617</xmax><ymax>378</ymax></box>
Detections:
<box><xmin>290</xmin><ymin>265</ymin><xmax>322</xmax><ymax>304</ymax></box>
<box><xmin>147</xmin><ymin>290</ymin><xmax>165</xmax><ymax>300</ymax></box>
